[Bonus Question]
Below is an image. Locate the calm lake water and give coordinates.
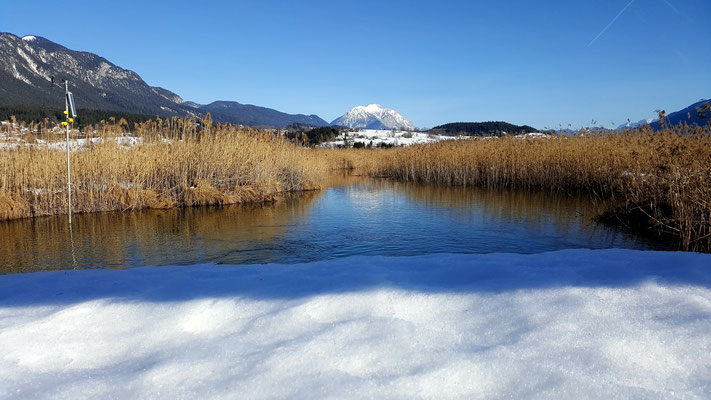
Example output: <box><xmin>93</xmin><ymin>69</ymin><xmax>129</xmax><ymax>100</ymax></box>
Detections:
<box><xmin>0</xmin><ymin>175</ymin><xmax>673</xmax><ymax>274</ymax></box>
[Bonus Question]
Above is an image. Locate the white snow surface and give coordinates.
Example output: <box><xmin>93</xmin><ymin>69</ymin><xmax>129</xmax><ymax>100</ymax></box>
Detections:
<box><xmin>321</xmin><ymin>129</ymin><xmax>552</xmax><ymax>148</ymax></box>
<box><xmin>0</xmin><ymin>134</ymin><xmax>143</xmax><ymax>151</ymax></box>
<box><xmin>1</xmin><ymin>249</ymin><xmax>711</xmax><ymax>399</ymax></box>
<box><xmin>323</xmin><ymin>129</ymin><xmax>456</xmax><ymax>148</ymax></box>
<box><xmin>515</xmin><ymin>132</ymin><xmax>552</xmax><ymax>139</ymax></box>
<box><xmin>331</xmin><ymin>104</ymin><xmax>415</xmax><ymax>130</ymax></box>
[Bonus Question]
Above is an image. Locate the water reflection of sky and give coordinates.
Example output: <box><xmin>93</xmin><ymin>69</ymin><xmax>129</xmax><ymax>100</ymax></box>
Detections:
<box><xmin>0</xmin><ymin>177</ymin><xmax>673</xmax><ymax>274</ymax></box>
<box><xmin>298</xmin><ymin>181</ymin><xmax>647</xmax><ymax>258</ymax></box>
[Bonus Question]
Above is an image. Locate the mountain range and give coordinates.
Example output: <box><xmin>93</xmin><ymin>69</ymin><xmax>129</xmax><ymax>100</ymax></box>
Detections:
<box><xmin>1</xmin><ymin>32</ymin><xmax>707</xmax><ymax>132</ymax></box>
<box><xmin>331</xmin><ymin>104</ymin><xmax>415</xmax><ymax>130</ymax></box>
<box><xmin>0</xmin><ymin>33</ymin><xmax>328</xmax><ymax>127</ymax></box>
<box><xmin>617</xmin><ymin>99</ymin><xmax>711</xmax><ymax>131</ymax></box>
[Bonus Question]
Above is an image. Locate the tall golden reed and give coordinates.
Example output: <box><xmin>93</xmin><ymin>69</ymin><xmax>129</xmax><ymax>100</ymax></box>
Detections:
<box><xmin>2</xmin><ymin>115</ymin><xmax>710</xmax><ymax>251</ymax></box>
<box><xmin>344</xmin><ymin>124</ymin><xmax>711</xmax><ymax>251</ymax></box>
<box><xmin>0</xmin><ymin>117</ymin><xmax>333</xmax><ymax>219</ymax></box>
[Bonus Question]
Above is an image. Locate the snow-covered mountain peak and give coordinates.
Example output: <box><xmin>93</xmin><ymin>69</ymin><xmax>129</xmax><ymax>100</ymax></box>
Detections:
<box><xmin>21</xmin><ymin>35</ymin><xmax>37</xmax><ymax>42</ymax></box>
<box><xmin>359</xmin><ymin>104</ymin><xmax>383</xmax><ymax>112</ymax></box>
<box><xmin>331</xmin><ymin>104</ymin><xmax>414</xmax><ymax>130</ymax></box>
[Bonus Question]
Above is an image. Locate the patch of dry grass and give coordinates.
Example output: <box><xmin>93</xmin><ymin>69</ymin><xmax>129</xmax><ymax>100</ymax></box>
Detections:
<box><xmin>0</xmin><ymin>190</ymin><xmax>29</xmax><ymax>220</ymax></box>
<box><xmin>3</xmin><ymin>114</ymin><xmax>710</xmax><ymax>251</ymax></box>
<box><xmin>0</xmin><ymin>117</ymin><xmax>331</xmax><ymax>219</ymax></box>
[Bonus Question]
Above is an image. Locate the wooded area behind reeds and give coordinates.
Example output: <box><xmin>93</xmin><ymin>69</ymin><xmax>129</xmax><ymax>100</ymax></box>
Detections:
<box><xmin>343</xmin><ymin>124</ymin><xmax>711</xmax><ymax>251</ymax></box>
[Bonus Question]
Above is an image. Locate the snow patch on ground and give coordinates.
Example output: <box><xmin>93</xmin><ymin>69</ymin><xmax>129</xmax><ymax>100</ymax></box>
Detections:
<box><xmin>515</xmin><ymin>132</ymin><xmax>552</xmax><ymax>139</ymax></box>
<box><xmin>322</xmin><ymin>130</ymin><xmax>552</xmax><ymax>148</ymax></box>
<box><xmin>323</xmin><ymin>129</ymin><xmax>456</xmax><ymax>148</ymax></box>
<box><xmin>0</xmin><ymin>133</ymin><xmax>24</xmax><ymax>150</ymax></box>
<box><xmin>41</xmin><ymin>137</ymin><xmax>105</xmax><ymax>151</ymax></box>
<box><xmin>115</xmin><ymin>136</ymin><xmax>143</xmax><ymax>147</ymax></box>
<box><xmin>0</xmin><ymin>134</ymin><xmax>143</xmax><ymax>151</ymax></box>
<box><xmin>1</xmin><ymin>249</ymin><xmax>710</xmax><ymax>399</ymax></box>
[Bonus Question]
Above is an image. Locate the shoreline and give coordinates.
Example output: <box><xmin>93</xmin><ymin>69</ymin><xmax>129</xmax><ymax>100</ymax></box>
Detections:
<box><xmin>0</xmin><ymin>182</ymin><xmax>323</xmax><ymax>222</ymax></box>
<box><xmin>2</xmin><ymin>120</ymin><xmax>709</xmax><ymax>251</ymax></box>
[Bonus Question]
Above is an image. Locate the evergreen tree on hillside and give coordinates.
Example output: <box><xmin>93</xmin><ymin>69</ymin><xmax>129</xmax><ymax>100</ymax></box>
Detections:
<box><xmin>429</xmin><ymin>121</ymin><xmax>538</xmax><ymax>137</ymax></box>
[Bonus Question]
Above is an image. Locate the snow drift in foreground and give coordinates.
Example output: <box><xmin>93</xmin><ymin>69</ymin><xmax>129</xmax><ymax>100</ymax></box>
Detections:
<box><xmin>1</xmin><ymin>249</ymin><xmax>710</xmax><ymax>399</ymax></box>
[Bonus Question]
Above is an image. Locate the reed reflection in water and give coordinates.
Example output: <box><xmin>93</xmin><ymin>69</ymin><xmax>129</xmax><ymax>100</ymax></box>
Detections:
<box><xmin>0</xmin><ymin>177</ymin><xmax>670</xmax><ymax>274</ymax></box>
<box><xmin>0</xmin><ymin>191</ymin><xmax>322</xmax><ymax>274</ymax></box>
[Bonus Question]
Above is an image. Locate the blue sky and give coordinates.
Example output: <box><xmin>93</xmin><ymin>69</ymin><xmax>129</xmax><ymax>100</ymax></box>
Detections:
<box><xmin>3</xmin><ymin>0</ymin><xmax>710</xmax><ymax>128</ymax></box>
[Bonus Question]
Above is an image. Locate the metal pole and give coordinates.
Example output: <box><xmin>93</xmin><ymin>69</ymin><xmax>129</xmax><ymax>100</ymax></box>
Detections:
<box><xmin>65</xmin><ymin>80</ymin><xmax>72</xmax><ymax>224</ymax></box>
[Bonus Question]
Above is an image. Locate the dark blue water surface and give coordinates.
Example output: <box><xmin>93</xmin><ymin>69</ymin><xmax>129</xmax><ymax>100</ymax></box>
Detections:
<box><xmin>0</xmin><ymin>176</ymin><xmax>673</xmax><ymax>274</ymax></box>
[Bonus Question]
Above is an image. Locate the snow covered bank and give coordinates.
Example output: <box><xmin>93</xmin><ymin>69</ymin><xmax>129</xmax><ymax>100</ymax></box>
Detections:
<box><xmin>322</xmin><ymin>129</ymin><xmax>456</xmax><ymax>148</ymax></box>
<box><xmin>319</xmin><ymin>129</ymin><xmax>552</xmax><ymax>148</ymax></box>
<box><xmin>0</xmin><ymin>133</ymin><xmax>143</xmax><ymax>151</ymax></box>
<box><xmin>1</xmin><ymin>249</ymin><xmax>710</xmax><ymax>399</ymax></box>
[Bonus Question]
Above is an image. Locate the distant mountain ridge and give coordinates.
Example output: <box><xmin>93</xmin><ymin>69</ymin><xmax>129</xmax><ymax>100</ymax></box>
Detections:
<box><xmin>651</xmin><ymin>99</ymin><xmax>710</xmax><ymax>130</ymax></box>
<box><xmin>331</xmin><ymin>104</ymin><xmax>415</xmax><ymax>130</ymax></box>
<box><xmin>617</xmin><ymin>99</ymin><xmax>711</xmax><ymax>131</ymax></box>
<box><xmin>200</xmin><ymin>101</ymin><xmax>327</xmax><ymax>127</ymax></box>
<box><xmin>0</xmin><ymin>32</ymin><xmax>328</xmax><ymax>127</ymax></box>
<box><xmin>4</xmin><ymin>33</ymin><xmax>707</xmax><ymax>132</ymax></box>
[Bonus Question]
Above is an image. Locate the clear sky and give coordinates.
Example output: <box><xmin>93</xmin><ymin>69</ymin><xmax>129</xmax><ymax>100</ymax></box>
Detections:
<box><xmin>3</xmin><ymin>0</ymin><xmax>710</xmax><ymax>129</ymax></box>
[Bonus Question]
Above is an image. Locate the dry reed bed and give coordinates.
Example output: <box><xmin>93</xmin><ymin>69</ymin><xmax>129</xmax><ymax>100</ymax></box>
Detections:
<box><xmin>0</xmin><ymin>120</ymin><xmax>333</xmax><ymax>219</ymax></box>
<box><xmin>345</xmin><ymin>125</ymin><xmax>711</xmax><ymax>251</ymax></box>
<box><xmin>3</xmin><ymin>115</ymin><xmax>710</xmax><ymax>251</ymax></box>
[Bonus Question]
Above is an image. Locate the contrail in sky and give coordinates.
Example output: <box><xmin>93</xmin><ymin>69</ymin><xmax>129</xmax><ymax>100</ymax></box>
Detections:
<box><xmin>661</xmin><ymin>0</ymin><xmax>691</xmax><ymax>21</ymax></box>
<box><xmin>661</xmin><ymin>0</ymin><xmax>681</xmax><ymax>14</ymax></box>
<box><xmin>588</xmin><ymin>0</ymin><xmax>636</xmax><ymax>47</ymax></box>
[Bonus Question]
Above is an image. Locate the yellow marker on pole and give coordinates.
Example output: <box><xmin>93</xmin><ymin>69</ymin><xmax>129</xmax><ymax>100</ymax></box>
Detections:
<box><xmin>52</xmin><ymin>78</ymin><xmax>78</xmax><ymax>225</ymax></box>
<box><xmin>63</xmin><ymin>81</ymin><xmax>78</xmax><ymax>224</ymax></box>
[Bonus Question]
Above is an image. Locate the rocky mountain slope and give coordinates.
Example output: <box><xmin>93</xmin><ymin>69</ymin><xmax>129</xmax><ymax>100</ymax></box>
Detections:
<box><xmin>331</xmin><ymin>104</ymin><xmax>415</xmax><ymax>130</ymax></box>
<box><xmin>617</xmin><ymin>99</ymin><xmax>711</xmax><ymax>131</ymax></box>
<box><xmin>0</xmin><ymin>33</ymin><xmax>328</xmax><ymax>127</ymax></box>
